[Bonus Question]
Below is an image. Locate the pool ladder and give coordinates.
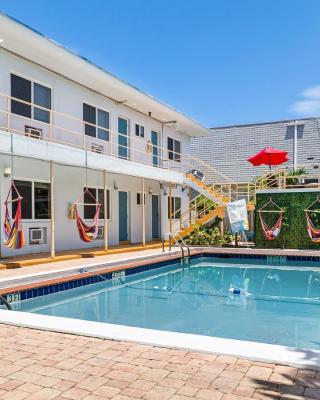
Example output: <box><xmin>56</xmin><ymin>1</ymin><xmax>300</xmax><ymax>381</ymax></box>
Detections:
<box><xmin>169</xmin><ymin>233</ymin><xmax>191</xmax><ymax>265</ymax></box>
<box><xmin>0</xmin><ymin>295</ymin><xmax>12</xmax><ymax>310</ymax></box>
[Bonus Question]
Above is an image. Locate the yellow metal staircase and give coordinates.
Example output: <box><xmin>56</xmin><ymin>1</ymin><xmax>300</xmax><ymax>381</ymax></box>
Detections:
<box><xmin>170</xmin><ymin>155</ymin><xmax>256</xmax><ymax>242</ymax></box>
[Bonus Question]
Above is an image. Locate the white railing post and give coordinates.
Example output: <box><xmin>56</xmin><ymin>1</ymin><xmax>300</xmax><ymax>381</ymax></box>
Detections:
<box><xmin>142</xmin><ymin>177</ymin><xmax>146</xmax><ymax>246</ymax></box>
<box><xmin>50</xmin><ymin>160</ymin><xmax>55</xmax><ymax>258</ymax></box>
<box><xmin>104</xmin><ymin>170</ymin><xmax>108</xmax><ymax>252</ymax></box>
<box><xmin>7</xmin><ymin>96</ymin><xmax>10</xmax><ymax>132</ymax></box>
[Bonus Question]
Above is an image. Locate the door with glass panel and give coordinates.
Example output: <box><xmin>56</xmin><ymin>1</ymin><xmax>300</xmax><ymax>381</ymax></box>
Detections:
<box><xmin>152</xmin><ymin>195</ymin><xmax>160</xmax><ymax>239</ymax></box>
<box><xmin>151</xmin><ymin>130</ymin><xmax>159</xmax><ymax>167</ymax></box>
<box><xmin>118</xmin><ymin>117</ymin><xmax>128</xmax><ymax>159</ymax></box>
<box><xmin>119</xmin><ymin>191</ymin><xmax>128</xmax><ymax>241</ymax></box>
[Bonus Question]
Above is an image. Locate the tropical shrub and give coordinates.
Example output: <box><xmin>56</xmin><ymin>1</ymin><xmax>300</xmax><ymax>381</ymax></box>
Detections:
<box><xmin>184</xmin><ymin>224</ymin><xmax>233</xmax><ymax>246</ymax></box>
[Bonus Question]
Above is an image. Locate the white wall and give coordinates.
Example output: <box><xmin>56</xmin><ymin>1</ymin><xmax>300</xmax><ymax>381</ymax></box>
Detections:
<box><xmin>0</xmin><ymin>155</ymin><xmax>189</xmax><ymax>257</ymax></box>
<box><xmin>0</xmin><ymin>49</ymin><xmax>191</xmax><ymax>171</ymax></box>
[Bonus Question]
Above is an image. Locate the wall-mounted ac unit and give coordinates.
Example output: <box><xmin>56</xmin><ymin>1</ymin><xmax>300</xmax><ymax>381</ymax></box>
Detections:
<box><xmin>92</xmin><ymin>143</ymin><xmax>104</xmax><ymax>154</ymax></box>
<box><xmin>29</xmin><ymin>227</ymin><xmax>46</xmax><ymax>244</ymax></box>
<box><xmin>25</xmin><ymin>126</ymin><xmax>43</xmax><ymax>139</ymax></box>
<box><xmin>95</xmin><ymin>226</ymin><xmax>104</xmax><ymax>240</ymax></box>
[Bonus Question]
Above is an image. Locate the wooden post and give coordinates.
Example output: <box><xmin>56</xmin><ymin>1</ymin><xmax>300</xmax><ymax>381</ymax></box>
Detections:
<box><xmin>188</xmin><ymin>187</ymin><xmax>192</xmax><ymax>225</ymax></box>
<box><xmin>103</xmin><ymin>170</ymin><xmax>108</xmax><ymax>252</ymax></box>
<box><xmin>220</xmin><ymin>220</ymin><xmax>224</xmax><ymax>236</ymax></box>
<box><xmin>142</xmin><ymin>178</ymin><xmax>146</xmax><ymax>246</ymax></box>
<box><xmin>235</xmin><ymin>232</ymin><xmax>239</xmax><ymax>247</ymax></box>
<box><xmin>50</xmin><ymin>161</ymin><xmax>55</xmax><ymax>258</ymax></box>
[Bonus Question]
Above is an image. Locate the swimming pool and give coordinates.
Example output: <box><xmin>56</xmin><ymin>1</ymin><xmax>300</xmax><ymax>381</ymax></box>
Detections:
<box><xmin>10</xmin><ymin>256</ymin><xmax>320</xmax><ymax>351</ymax></box>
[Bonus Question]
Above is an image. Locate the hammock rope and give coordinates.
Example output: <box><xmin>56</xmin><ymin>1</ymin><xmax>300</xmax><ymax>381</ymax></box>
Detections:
<box><xmin>74</xmin><ymin>188</ymin><xmax>101</xmax><ymax>242</ymax></box>
<box><xmin>3</xmin><ymin>181</ymin><xmax>25</xmax><ymax>249</ymax></box>
<box><xmin>258</xmin><ymin>198</ymin><xmax>284</xmax><ymax>241</ymax></box>
<box><xmin>305</xmin><ymin>197</ymin><xmax>320</xmax><ymax>243</ymax></box>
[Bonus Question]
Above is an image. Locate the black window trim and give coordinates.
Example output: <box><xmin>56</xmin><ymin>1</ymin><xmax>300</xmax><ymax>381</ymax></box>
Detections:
<box><xmin>136</xmin><ymin>192</ymin><xmax>146</xmax><ymax>206</ymax></box>
<box><xmin>167</xmin><ymin>137</ymin><xmax>181</xmax><ymax>162</ymax></box>
<box><xmin>168</xmin><ymin>196</ymin><xmax>182</xmax><ymax>220</ymax></box>
<box><xmin>12</xmin><ymin>179</ymin><xmax>51</xmax><ymax>221</ymax></box>
<box><xmin>135</xmin><ymin>123</ymin><xmax>145</xmax><ymax>138</ymax></box>
<box><xmin>10</xmin><ymin>73</ymin><xmax>52</xmax><ymax>124</ymax></box>
<box><xmin>83</xmin><ymin>102</ymin><xmax>110</xmax><ymax>142</ymax></box>
<box><xmin>83</xmin><ymin>186</ymin><xmax>111</xmax><ymax>221</ymax></box>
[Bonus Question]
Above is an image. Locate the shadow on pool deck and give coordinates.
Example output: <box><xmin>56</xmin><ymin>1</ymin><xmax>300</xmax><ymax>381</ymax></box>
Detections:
<box><xmin>249</xmin><ymin>347</ymin><xmax>320</xmax><ymax>399</ymax></box>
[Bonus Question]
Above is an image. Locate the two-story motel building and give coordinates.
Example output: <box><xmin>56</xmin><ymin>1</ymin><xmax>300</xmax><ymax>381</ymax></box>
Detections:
<box><xmin>0</xmin><ymin>12</ymin><xmax>211</xmax><ymax>257</ymax></box>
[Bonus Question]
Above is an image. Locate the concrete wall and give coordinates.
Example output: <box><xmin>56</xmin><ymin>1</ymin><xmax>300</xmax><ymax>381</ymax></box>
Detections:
<box><xmin>0</xmin><ymin>154</ymin><xmax>187</xmax><ymax>257</ymax></box>
<box><xmin>191</xmin><ymin>118</ymin><xmax>320</xmax><ymax>182</ymax></box>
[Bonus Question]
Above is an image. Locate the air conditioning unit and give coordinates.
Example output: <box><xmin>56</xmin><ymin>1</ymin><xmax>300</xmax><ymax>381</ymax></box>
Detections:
<box><xmin>25</xmin><ymin>126</ymin><xmax>43</xmax><ymax>139</ymax></box>
<box><xmin>95</xmin><ymin>226</ymin><xmax>104</xmax><ymax>240</ymax></box>
<box><xmin>29</xmin><ymin>228</ymin><xmax>46</xmax><ymax>244</ymax></box>
<box><xmin>92</xmin><ymin>143</ymin><xmax>104</xmax><ymax>154</ymax></box>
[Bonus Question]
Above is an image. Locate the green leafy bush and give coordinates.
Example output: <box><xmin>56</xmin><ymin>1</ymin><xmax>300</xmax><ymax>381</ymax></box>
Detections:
<box><xmin>184</xmin><ymin>224</ymin><xmax>233</xmax><ymax>246</ymax></box>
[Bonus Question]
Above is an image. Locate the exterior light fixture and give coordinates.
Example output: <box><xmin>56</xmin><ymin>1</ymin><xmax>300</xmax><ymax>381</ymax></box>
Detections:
<box><xmin>4</xmin><ymin>167</ymin><xmax>11</xmax><ymax>177</ymax></box>
<box><xmin>113</xmin><ymin>181</ymin><xmax>119</xmax><ymax>190</ymax></box>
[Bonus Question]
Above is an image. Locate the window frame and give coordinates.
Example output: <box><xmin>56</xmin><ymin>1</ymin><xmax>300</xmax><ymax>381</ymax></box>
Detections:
<box><xmin>83</xmin><ymin>102</ymin><xmax>111</xmax><ymax>142</ymax></box>
<box><xmin>118</xmin><ymin>115</ymin><xmax>130</xmax><ymax>159</ymax></box>
<box><xmin>11</xmin><ymin>178</ymin><xmax>51</xmax><ymax>221</ymax></box>
<box><xmin>136</xmin><ymin>192</ymin><xmax>147</xmax><ymax>206</ymax></box>
<box><xmin>168</xmin><ymin>196</ymin><xmax>181</xmax><ymax>220</ymax></box>
<box><xmin>10</xmin><ymin>71</ymin><xmax>52</xmax><ymax>124</ymax></box>
<box><xmin>135</xmin><ymin>123</ymin><xmax>145</xmax><ymax>138</ymax></box>
<box><xmin>83</xmin><ymin>186</ymin><xmax>111</xmax><ymax>221</ymax></box>
<box><xmin>167</xmin><ymin>137</ymin><xmax>181</xmax><ymax>162</ymax></box>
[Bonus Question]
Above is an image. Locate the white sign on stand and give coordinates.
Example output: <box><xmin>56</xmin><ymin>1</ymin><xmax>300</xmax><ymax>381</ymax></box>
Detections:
<box><xmin>227</xmin><ymin>199</ymin><xmax>249</xmax><ymax>233</ymax></box>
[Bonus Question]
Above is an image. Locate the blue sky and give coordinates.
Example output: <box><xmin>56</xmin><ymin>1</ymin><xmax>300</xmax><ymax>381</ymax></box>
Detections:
<box><xmin>1</xmin><ymin>0</ymin><xmax>320</xmax><ymax>127</ymax></box>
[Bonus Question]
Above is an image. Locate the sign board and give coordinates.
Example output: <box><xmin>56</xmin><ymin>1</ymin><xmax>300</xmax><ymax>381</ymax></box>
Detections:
<box><xmin>227</xmin><ymin>199</ymin><xmax>249</xmax><ymax>233</ymax></box>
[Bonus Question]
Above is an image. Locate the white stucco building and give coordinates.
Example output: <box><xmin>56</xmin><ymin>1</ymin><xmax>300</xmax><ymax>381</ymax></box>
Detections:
<box><xmin>0</xmin><ymin>12</ymin><xmax>211</xmax><ymax>257</ymax></box>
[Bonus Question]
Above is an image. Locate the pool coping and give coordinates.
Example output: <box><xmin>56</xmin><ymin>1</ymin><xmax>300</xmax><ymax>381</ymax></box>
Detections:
<box><xmin>0</xmin><ymin>310</ymin><xmax>319</xmax><ymax>370</ymax></box>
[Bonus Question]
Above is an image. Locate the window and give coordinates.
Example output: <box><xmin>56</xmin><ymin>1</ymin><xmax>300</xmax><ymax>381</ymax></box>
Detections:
<box><xmin>83</xmin><ymin>104</ymin><xmax>110</xmax><ymax>141</ymax></box>
<box><xmin>84</xmin><ymin>187</ymin><xmax>110</xmax><ymax>220</ymax></box>
<box><xmin>135</xmin><ymin>124</ymin><xmax>145</xmax><ymax>138</ymax></box>
<box><xmin>136</xmin><ymin>192</ymin><xmax>146</xmax><ymax>206</ymax></box>
<box><xmin>34</xmin><ymin>182</ymin><xmax>50</xmax><ymax>219</ymax></box>
<box><xmin>12</xmin><ymin>180</ymin><xmax>50</xmax><ymax>220</ymax></box>
<box><xmin>167</xmin><ymin>137</ymin><xmax>181</xmax><ymax>162</ymax></box>
<box><xmin>168</xmin><ymin>197</ymin><xmax>181</xmax><ymax>219</ymax></box>
<box><xmin>11</xmin><ymin>74</ymin><xmax>51</xmax><ymax>123</ymax></box>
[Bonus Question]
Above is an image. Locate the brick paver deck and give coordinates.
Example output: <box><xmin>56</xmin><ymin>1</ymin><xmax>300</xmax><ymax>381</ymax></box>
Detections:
<box><xmin>0</xmin><ymin>324</ymin><xmax>319</xmax><ymax>400</ymax></box>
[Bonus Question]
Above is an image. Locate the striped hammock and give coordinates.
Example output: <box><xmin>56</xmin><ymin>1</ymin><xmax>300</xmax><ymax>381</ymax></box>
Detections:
<box><xmin>259</xmin><ymin>212</ymin><xmax>283</xmax><ymax>241</ymax></box>
<box><xmin>3</xmin><ymin>182</ymin><xmax>25</xmax><ymax>250</ymax></box>
<box><xmin>305</xmin><ymin>211</ymin><xmax>320</xmax><ymax>243</ymax></box>
<box><xmin>74</xmin><ymin>188</ymin><xmax>101</xmax><ymax>242</ymax></box>
<box><xmin>74</xmin><ymin>204</ymin><xmax>101</xmax><ymax>242</ymax></box>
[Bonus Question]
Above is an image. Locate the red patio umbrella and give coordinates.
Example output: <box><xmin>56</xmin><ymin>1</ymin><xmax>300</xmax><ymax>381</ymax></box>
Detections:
<box><xmin>247</xmin><ymin>147</ymin><xmax>288</xmax><ymax>170</ymax></box>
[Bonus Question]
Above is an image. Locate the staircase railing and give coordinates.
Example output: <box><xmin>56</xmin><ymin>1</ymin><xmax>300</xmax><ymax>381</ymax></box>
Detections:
<box><xmin>170</xmin><ymin>192</ymin><xmax>218</xmax><ymax>238</ymax></box>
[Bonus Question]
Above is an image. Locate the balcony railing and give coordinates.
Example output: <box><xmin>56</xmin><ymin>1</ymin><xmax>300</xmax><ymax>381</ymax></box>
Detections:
<box><xmin>0</xmin><ymin>91</ymin><xmax>185</xmax><ymax>172</ymax></box>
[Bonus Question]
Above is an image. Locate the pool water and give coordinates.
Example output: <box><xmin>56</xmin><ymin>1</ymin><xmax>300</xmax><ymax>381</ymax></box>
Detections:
<box><xmin>14</xmin><ymin>257</ymin><xmax>320</xmax><ymax>350</ymax></box>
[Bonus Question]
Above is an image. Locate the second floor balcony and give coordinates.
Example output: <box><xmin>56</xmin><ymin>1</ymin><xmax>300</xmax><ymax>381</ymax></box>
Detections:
<box><xmin>0</xmin><ymin>90</ymin><xmax>188</xmax><ymax>176</ymax></box>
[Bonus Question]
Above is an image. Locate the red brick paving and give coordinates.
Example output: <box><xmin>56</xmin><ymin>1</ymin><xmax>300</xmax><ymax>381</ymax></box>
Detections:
<box><xmin>0</xmin><ymin>324</ymin><xmax>319</xmax><ymax>399</ymax></box>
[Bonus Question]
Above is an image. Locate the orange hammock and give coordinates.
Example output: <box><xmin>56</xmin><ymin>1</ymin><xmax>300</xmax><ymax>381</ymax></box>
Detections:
<box><xmin>258</xmin><ymin>198</ymin><xmax>284</xmax><ymax>241</ymax></box>
<box><xmin>305</xmin><ymin>198</ymin><xmax>320</xmax><ymax>243</ymax></box>
<box><xmin>3</xmin><ymin>182</ymin><xmax>25</xmax><ymax>249</ymax></box>
<box><xmin>74</xmin><ymin>189</ymin><xmax>101</xmax><ymax>242</ymax></box>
